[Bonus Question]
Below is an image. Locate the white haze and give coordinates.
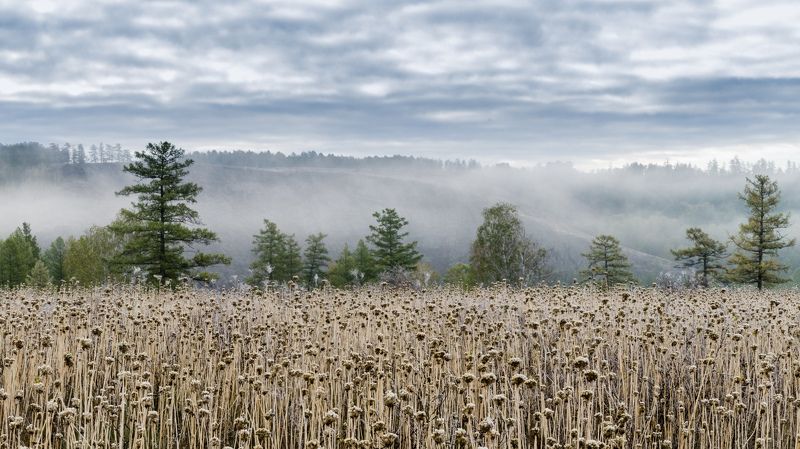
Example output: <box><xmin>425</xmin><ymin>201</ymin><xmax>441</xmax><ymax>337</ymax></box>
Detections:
<box><xmin>4</xmin><ymin>161</ymin><xmax>800</xmax><ymax>283</ymax></box>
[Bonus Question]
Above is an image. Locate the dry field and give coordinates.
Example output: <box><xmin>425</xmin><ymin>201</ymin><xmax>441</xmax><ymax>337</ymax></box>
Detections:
<box><xmin>1</xmin><ymin>285</ymin><xmax>799</xmax><ymax>449</ymax></box>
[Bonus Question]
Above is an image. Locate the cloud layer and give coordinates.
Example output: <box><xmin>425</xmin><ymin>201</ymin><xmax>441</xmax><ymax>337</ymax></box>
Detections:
<box><xmin>1</xmin><ymin>0</ymin><xmax>799</xmax><ymax>166</ymax></box>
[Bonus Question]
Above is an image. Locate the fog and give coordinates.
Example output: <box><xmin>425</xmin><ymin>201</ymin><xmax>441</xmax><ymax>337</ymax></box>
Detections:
<box><xmin>4</xmin><ymin>159</ymin><xmax>800</xmax><ymax>283</ymax></box>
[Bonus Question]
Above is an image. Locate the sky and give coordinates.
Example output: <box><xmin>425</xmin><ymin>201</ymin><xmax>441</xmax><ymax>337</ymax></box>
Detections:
<box><xmin>1</xmin><ymin>0</ymin><xmax>799</xmax><ymax>168</ymax></box>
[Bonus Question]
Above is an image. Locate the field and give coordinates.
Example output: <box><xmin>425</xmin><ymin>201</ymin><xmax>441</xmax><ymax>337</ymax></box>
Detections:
<box><xmin>0</xmin><ymin>285</ymin><xmax>798</xmax><ymax>449</ymax></box>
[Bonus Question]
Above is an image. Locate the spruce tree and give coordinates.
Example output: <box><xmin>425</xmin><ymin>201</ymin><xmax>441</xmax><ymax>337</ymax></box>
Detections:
<box><xmin>280</xmin><ymin>235</ymin><xmax>303</xmax><ymax>283</ymax></box>
<box><xmin>581</xmin><ymin>235</ymin><xmax>635</xmax><ymax>288</ymax></box>
<box><xmin>303</xmin><ymin>233</ymin><xmax>330</xmax><ymax>288</ymax></box>
<box><xmin>671</xmin><ymin>227</ymin><xmax>727</xmax><ymax>287</ymax></box>
<box><xmin>367</xmin><ymin>208</ymin><xmax>422</xmax><ymax>273</ymax></box>
<box><xmin>728</xmin><ymin>175</ymin><xmax>795</xmax><ymax>289</ymax></box>
<box><xmin>248</xmin><ymin>220</ymin><xmax>286</xmax><ymax>287</ymax></box>
<box><xmin>110</xmin><ymin>141</ymin><xmax>229</xmax><ymax>285</ymax></box>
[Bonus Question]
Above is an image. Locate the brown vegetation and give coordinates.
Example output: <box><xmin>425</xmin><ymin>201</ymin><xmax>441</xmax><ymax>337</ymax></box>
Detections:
<box><xmin>0</xmin><ymin>285</ymin><xmax>796</xmax><ymax>448</ymax></box>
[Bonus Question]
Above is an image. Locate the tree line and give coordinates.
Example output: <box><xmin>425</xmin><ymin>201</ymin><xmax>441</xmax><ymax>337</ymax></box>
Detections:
<box><xmin>0</xmin><ymin>142</ymin><xmax>796</xmax><ymax>290</ymax></box>
<box><xmin>0</xmin><ymin>142</ymin><xmax>132</xmax><ymax>168</ymax></box>
<box><xmin>8</xmin><ymin>141</ymin><xmax>800</xmax><ymax>177</ymax></box>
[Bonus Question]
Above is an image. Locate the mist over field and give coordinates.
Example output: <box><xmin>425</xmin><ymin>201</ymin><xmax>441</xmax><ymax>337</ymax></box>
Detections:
<box><xmin>4</xmin><ymin>149</ymin><xmax>799</xmax><ymax>284</ymax></box>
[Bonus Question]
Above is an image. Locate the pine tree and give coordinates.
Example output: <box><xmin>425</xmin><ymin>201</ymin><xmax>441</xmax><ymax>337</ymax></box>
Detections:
<box><xmin>728</xmin><ymin>175</ymin><xmax>795</xmax><ymax>289</ymax></box>
<box><xmin>367</xmin><ymin>208</ymin><xmax>422</xmax><ymax>273</ymax></box>
<box><xmin>581</xmin><ymin>235</ymin><xmax>635</xmax><ymax>288</ymax></box>
<box><xmin>248</xmin><ymin>220</ymin><xmax>285</xmax><ymax>287</ymax></box>
<box><xmin>469</xmin><ymin>202</ymin><xmax>549</xmax><ymax>286</ymax></box>
<box><xmin>43</xmin><ymin>237</ymin><xmax>67</xmax><ymax>283</ymax></box>
<box><xmin>303</xmin><ymin>233</ymin><xmax>330</xmax><ymax>288</ymax></box>
<box><xmin>280</xmin><ymin>235</ymin><xmax>303</xmax><ymax>283</ymax></box>
<box><xmin>671</xmin><ymin>228</ymin><xmax>727</xmax><ymax>287</ymax></box>
<box><xmin>110</xmin><ymin>141</ymin><xmax>230</xmax><ymax>285</ymax></box>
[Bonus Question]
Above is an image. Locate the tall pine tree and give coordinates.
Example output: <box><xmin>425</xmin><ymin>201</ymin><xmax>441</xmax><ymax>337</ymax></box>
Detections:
<box><xmin>728</xmin><ymin>175</ymin><xmax>795</xmax><ymax>289</ymax></box>
<box><xmin>110</xmin><ymin>142</ymin><xmax>229</xmax><ymax>285</ymax></box>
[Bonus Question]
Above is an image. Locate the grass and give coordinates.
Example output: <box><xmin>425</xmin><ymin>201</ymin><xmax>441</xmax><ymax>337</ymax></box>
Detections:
<box><xmin>0</xmin><ymin>284</ymin><xmax>797</xmax><ymax>449</ymax></box>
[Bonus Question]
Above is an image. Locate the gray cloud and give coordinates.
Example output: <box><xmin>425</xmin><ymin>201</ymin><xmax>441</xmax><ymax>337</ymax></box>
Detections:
<box><xmin>0</xmin><ymin>0</ymin><xmax>799</xmax><ymax>166</ymax></box>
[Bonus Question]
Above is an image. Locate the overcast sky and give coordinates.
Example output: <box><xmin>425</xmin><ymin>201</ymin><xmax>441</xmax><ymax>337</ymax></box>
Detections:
<box><xmin>1</xmin><ymin>0</ymin><xmax>799</xmax><ymax>168</ymax></box>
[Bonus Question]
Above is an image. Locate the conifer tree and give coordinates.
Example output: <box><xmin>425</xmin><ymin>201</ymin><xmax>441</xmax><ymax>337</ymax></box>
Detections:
<box><xmin>671</xmin><ymin>227</ymin><xmax>727</xmax><ymax>287</ymax></box>
<box><xmin>280</xmin><ymin>235</ymin><xmax>303</xmax><ymax>283</ymax></box>
<box><xmin>248</xmin><ymin>220</ymin><xmax>286</xmax><ymax>287</ymax></box>
<box><xmin>581</xmin><ymin>235</ymin><xmax>635</xmax><ymax>288</ymax></box>
<box><xmin>367</xmin><ymin>208</ymin><xmax>421</xmax><ymax>273</ymax></box>
<box><xmin>353</xmin><ymin>239</ymin><xmax>378</xmax><ymax>283</ymax></box>
<box><xmin>728</xmin><ymin>175</ymin><xmax>795</xmax><ymax>289</ymax></box>
<box><xmin>328</xmin><ymin>244</ymin><xmax>356</xmax><ymax>287</ymax></box>
<box><xmin>303</xmin><ymin>233</ymin><xmax>330</xmax><ymax>288</ymax></box>
<box><xmin>22</xmin><ymin>222</ymin><xmax>40</xmax><ymax>260</ymax></box>
<box><xmin>110</xmin><ymin>141</ymin><xmax>229</xmax><ymax>285</ymax></box>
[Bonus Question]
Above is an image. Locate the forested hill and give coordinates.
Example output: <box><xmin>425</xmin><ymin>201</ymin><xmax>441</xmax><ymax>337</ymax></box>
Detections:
<box><xmin>3</xmin><ymin>141</ymin><xmax>800</xmax><ymax>283</ymax></box>
<box><xmin>0</xmin><ymin>142</ymin><xmax>479</xmax><ymax>180</ymax></box>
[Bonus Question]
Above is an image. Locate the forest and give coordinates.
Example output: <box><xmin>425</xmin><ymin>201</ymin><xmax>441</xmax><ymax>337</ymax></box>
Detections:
<box><xmin>1</xmin><ymin>141</ymin><xmax>799</xmax><ymax>289</ymax></box>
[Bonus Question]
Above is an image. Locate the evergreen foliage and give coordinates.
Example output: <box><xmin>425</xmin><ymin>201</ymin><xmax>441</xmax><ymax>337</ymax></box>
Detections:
<box><xmin>302</xmin><ymin>233</ymin><xmax>330</xmax><ymax>288</ymax></box>
<box><xmin>671</xmin><ymin>228</ymin><xmax>727</xmax><ymax>287</ymax></box>
<box><xmin>353</xmin><ymin>239</ymin><xmax>378</xmax><ymax>283</ymax></box>
<box><xmin>728</xmin><ymin>175</ymin><xmax>795</xmax><ymax>289</ymax></box>
<box><xmin>327</xmin><ymin>244</ymin><xmax>357</xmax><ymax>287</ymax></box>
<box><xmin>110</xmin><ymin>141</ymin><xmax>230</xmax><ymax>285</ymax></box>
<box><xmin>248</xmin><ymin>220</ymin><xmax>286</xmax><ymax>287</ymax></box>
<box><xmin>367</xmin><ymin>208</ymin><xmax>422</xmax><ymax>273</ymax></box>
<box><xmin>581</xmin><ymin>235</ymin><xmax>635</xmax><ymax>288</ymax></box>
